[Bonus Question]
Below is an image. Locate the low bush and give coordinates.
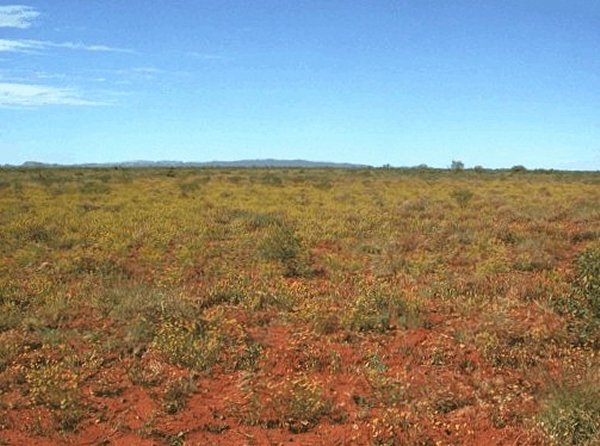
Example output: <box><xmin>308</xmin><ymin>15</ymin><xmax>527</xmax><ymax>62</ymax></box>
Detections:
<box><xmin>575</xmin><ymin>244</ymin><xmax>600</xmax><ymax>318</ymax></box>
<box><xmin>450</xmin><ymin>188</ymin><xmax>474</xmax><ymax>208</ymax></box>
<box><xmin>344</xmin><ymin>282</ymin><xmax>416</xmax><ymax>333</ymax></box>
<box><xmin>538</xmin><ymin>379</ymin><xmax>600</xmax><ymax>445</ymax></box>
<box><xmin>259</xmin><ymin>222</ymin><xmax>310</xmax><ymax>277</ymax></box>
<box><xmin>152</xmin><ymin>318</ymin><xmax>222</xmax><ymax>371</ymax></box>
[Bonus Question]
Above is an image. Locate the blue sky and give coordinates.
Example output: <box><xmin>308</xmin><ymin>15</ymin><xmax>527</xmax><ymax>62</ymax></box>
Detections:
<box><xmin>0</xmin><ymin>1</ymin><xmax>598</xmax><ymax>169</ymax></box>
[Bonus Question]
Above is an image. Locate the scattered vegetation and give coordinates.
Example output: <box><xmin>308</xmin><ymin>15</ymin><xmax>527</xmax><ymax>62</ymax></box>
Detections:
<box><xmin>0</xmin><ymin>166</ymin><xmax>598</xmax><ymax>444</ymax></box>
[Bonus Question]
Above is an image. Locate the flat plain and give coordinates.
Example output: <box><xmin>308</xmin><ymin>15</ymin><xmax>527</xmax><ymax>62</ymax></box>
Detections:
<box><xmin>0</xmin><ymin>167</ymin><xmax>599</xmax><ymax>445</ymax></box>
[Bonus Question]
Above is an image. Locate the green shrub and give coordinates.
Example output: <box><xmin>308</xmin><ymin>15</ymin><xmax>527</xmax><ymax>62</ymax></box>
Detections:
<box><xmin>17</xmin><ymin>223</ymin><xmax>56</xmax><ymax>244</ymax></box>
<box><xmin>259</xmin><ymin>223</ymin><xmax>309</xmax><ymax>277</ymax></box>
<box><xmin>79</xmin><ymin>181</ymin><xmax>111</xmax><ymax>194</ymax></box>
<box><xmin>344</xmin><ymin>282</ymin><xmax>413</xmax><ymax>333</ymax></box>
<box><xmin>127</xmin><ymin>359</ymin><xmax>164</xmax><ymax>387</ymax></box>
<box><xmin>576</xmin><ymin>245</ymin><xmax>600</xmax><ymax>318</ymax></box>
<box><xmin>298</xmin><ymin>297</ymin><xmax>341</xmax><ymax>335</ymax></box>
<box><xmin>273</xmin><ymin>376</ymin><xmax>331</xmax><ymax>433</ymax></box>
<box><xmin>163</xmin><ymin>376</ymin><xmax>197</xmax><ymax>414</ymax></box>
<box><xmin>538</xmin><ymin>379</ymin><xmax>600</xmax><ymax>445</ymax></box>
<box><xmin>26</xmin><ymin>357</ymin><xmax>81</xmax><ymax>413</ymax></box>
<box><xmin>236</xmin><ymin>373</ymin><xmax>331</xmax><ymax>432</ymax></box>
<box><xmin>178</xmin><ymin>179</ymin><xmax>202</xmax><ymax>195</ymax></box>
<box><xmin>242</xmin><ymin>212</ymin><xmax>283</xmax><ymax>231</ymax></box>
<box><xmin>152</xmin><ymin>319</ymin><xmax>221</xmax><ymax>371</ymax></box>
<box><xmin>450</xmin><ymin>160</ymin><xmax>465</xmax><ymax>171</ymax></box>
<box><xmin>450</xmin><ymin>188</ymin><xmax>474</xmax><ymax>208</ymax></box>
<box><xmin>234</xmin><ymin>341</ymin><xmax>263</xmax><ymax>372</ymax></box>
<box><xmin>94</xmin><ymin>286</ymin><xmax>196</xmax><ymax>324</ymax></box>
<box><xmin>0</xmin><ymin>330</ymin><xmax>22</xmax><ymax>372</ymax></box>
<box><xmin>259</xmin><ymin>173</ymin><xmax>283</xmax><ymax>186</ymax></box>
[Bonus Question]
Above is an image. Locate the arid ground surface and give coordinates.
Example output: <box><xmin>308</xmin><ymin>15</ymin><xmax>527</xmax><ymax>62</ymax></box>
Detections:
<box><xmin>0</xmin><ymin>167</ymin><xmax>599</xmax><ymax>445</ymax></box>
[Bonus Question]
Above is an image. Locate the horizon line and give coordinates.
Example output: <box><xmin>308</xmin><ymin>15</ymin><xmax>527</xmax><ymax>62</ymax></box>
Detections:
<box><xmin>3</xmin><ymin>158</ymin><xmax>598</xmax><ymax>172</ymax></box>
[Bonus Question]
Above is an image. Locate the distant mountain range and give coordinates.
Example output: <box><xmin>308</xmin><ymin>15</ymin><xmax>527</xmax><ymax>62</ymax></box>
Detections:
<box><xmin>17</xmin><ymin>159</ymin><xmax>371</xmax><ymax>169</ymax></box>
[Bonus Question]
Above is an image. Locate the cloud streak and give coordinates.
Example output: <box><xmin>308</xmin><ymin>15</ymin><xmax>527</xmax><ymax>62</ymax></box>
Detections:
<box><xmin>0</xmin><ymin>5</ymin><xmax>39</xmax><ymax>28</ymax></box>
<box><xmin>187</xmin><ymin>51</ymin><xmax>227</xmax><ymax>61</ymax></box>
<box><xmin>0</xmin><ymin>82</ymin><xmax>106</xmax><ymax>107</ymax></box>
<box><xmin>0</xmin><ymin>6</ymin><xmax>126</xmax><ymax>109</ymax></box>
<box><xmin>0</xmin><ymin>38</ymin><xmax>133</xmax><ymax>53</ymax></box>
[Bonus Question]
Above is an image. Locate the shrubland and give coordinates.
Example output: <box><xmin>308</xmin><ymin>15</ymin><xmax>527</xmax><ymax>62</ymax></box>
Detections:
<box><xmin>0</xmin><ymin>166</ymin><xmax>598</xmax><ymax>444</ymax></box>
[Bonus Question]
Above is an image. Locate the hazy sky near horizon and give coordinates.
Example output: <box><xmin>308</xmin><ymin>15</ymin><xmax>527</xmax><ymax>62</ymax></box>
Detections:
<box><xmin>0</xmin><ymin>1</ymin><xmax>598</xmax><ymax>169</ymax></box>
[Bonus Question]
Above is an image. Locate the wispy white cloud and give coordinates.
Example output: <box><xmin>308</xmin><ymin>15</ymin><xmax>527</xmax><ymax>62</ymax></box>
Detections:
<box><xmin>46</xmin><ymin>41</ymin><xmax>134</xmax><ymax>53</ymax></box>
<box><xmin>187</xmin><ymin>51</ymin><xmax>226</xmax><ymax>61</ymax></box>
<box><xmin>130</xmin><ymin>67</ymin><xmax>163</xmax><ymax>74</ymax></box>
<box><xmin>31</xmin><ymin>72</ymin><xmax>68</xmax><ymax>80</ymax></box>
<box><xmin>0</xmin><ymin>39</ymin><xmax>38</xmax><ymax>53</ymax></box>
<box><xmin>82</xmin><ymin>66</ymin><xmax>191</xmax><ymax>85</ymax></box>
<box><xmin>0</xmin><ymin>82</ymin><xmax>106</xmax><ymax>107</ymax></box>
<box><xmin>0</xmin><ymin>6</ymin><xmax>126</xmax><ymax>108</ymax></box>
<box><xmin>0</xmin><ymin>38</ymin><xmax>133</xmax><ymax>53</ymax></box>
<box><xmin>0</xmin><ymin>5</ymin><xmax>39</xmax><ymax>28</ymax></box>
